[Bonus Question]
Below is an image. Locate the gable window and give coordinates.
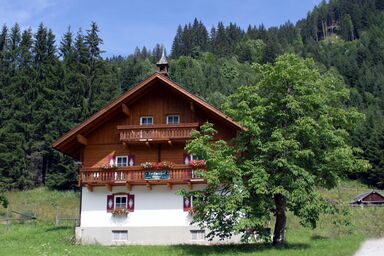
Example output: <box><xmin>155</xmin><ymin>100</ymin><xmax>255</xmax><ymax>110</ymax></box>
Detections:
<box><xmin>166</xmin><ymin>115</ymin><xmax>180</xmax><ymax>124</ymax></box>
<box><xmin>115</xmin><ymin>195</ymin><xmax>128</xmax><ymax>209</ymax></box>
<box><xmin>140</xmin><ymin>116</ymin><xmax>153</xmax><ymax>125</ymax></box>
<box><xmin>115</xmin><ymin>156</ymin><xmax>128</xmax><ymax>167</ymax></box>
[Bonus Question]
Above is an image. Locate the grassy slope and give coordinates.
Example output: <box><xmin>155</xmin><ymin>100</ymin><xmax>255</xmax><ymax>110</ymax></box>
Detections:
<box><xmin>0</xmin><ymin>180</ymin><xmax>382</xmax><ymax>256</ymax></box>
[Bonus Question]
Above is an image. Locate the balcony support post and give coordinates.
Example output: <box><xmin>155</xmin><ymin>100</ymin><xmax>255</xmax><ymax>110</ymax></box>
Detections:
<box><xmin>106</xmin><ymin>184</ymin><xmax>112</xmax><ymax>192</ymax></box>
<box><xmin>86</xmin><ymin>184</ymin><xmax>93</xmax><ymax>192</ymax></box>
<box><xmin>146</xmin><ymin>182</ymin><xmax>152</xmax><ymax>191</ymax></box>
<box><xmin>126</xmin><ymin>183</ymin><xmax>132</xmax><ymax>192</ymax></box>
<box><xmin>167</xmin><ymin>182</ymin><xmax>173</xmax><ymax>190</ymax></box>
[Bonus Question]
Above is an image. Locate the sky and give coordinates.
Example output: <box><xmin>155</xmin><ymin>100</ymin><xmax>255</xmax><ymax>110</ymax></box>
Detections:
<box><xmin>0</xmin><ymin>0</ymin><xmax>322</xmax><ymax>57</ymax></box>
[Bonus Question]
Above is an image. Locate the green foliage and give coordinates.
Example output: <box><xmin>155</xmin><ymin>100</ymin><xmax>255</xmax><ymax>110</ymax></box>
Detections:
<box><xmin>0</xmin><ymin>22</ymin><xmax>120</xmax><ymax>190</ymax></box>
<box><xmin>186</xmin><ymin>54</ymin><xmax>369</xmax><ymax>244</ymax></box>
<box><xmin>0</xmin><ymin>193</ymin><xmax>8</xmax><ymax>208</ymax></box>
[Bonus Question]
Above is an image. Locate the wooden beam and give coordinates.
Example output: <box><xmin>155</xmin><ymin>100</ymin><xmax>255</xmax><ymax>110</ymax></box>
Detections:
<box><xmin>146</xmin><ymin>183</ymin><xmax>152</xmax><ymax>191</ymax></box>
<box><xmin>168</xmin><ymin>140</ymin><xmax>173</xmax><ymax>146</ymax></box>
<box><xmin>188</xmin><ymin>182</ymin><xmax>193</xmax><ymax>191</ymax></box>
<box><xmin>106</xmin><ymin>184</ymin><xmax>112</xmax><ymax>192</ymax></box>
<box><xmin>86</xmin><ymin>184</ymin><xmax>93</xmax><ymax>192</ymax></box>
<box><xmin>126</xmin><ymin>183</ymin><xmax>132</xmax><ymax>192</ymax></box>
<box><xmin>121</xmin><ymin>103</ymin><xmax>131</xmax><ymax>116</ymax></box>
<box><xmin>122</xmin><ymin>142</ymin><xmax>129</xmax><ymax>150</ymax></box>
<box><xmin>190</xmin><ymin>102</ymin><xmax>195</xmax><ymax>112</ymax></box>
<box><xmin>76</xmin><ymin>134</ymin><xmax>88</xmax><ymax>146</ymax></box>
<box><xmin>167</xmin><ymin>182</ymin><xmax>173</xmax><ymax>190</ymax></box>
<box><xmin>145</xmin><ymin>141</ymin><xmax>150</xmax><ymax>148</ymax></box>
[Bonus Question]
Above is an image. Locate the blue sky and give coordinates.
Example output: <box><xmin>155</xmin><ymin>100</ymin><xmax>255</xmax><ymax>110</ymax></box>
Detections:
<box><xmin>0</xmin><ymin>0</ymin><xmax>322</xmax><ymax>57</ymax></box>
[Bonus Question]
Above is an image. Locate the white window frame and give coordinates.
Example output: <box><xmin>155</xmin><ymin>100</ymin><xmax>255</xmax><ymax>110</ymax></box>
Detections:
<box><xmin>166</xmin><ymin>115</ymin><xmax>180</xmax><ymax>124</ymax></box>
<box><xmin>191</xmin><ymin>230</ymin><xmax>205</xmax><ymax>241</ymax></box>
<box><xmin>112</xmin><ymin>230</ymin><xmax>128</xmax><ymax>241</ymax></box>
<box><xmin>190</xmin><ymin>154</ymin><xmax>199</xmax><ymax>161</ymax></box>
<box><xmin>115</xmin><ymin>156</ymin><xmax>128</xmax><ymax>167</ymax></box>
<box><xmin>115</xmin><ymin>195</ymin><xmax>128</xmax><ymax>209</ymax></box>
<box><xmin>140</xmin><ymin>116</ymin><xmax>153</xmax><ymax>125</ymax></box>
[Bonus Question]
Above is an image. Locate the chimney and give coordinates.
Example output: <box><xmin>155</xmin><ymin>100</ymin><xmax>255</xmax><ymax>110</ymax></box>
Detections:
<box><xmin>156</xmin><ymin>48</ymin><xmax>169</xmax><ymax>76</ymax></box>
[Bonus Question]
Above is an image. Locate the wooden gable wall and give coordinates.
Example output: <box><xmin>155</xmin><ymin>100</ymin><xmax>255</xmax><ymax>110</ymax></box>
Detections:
<box><xmin>82</xmin><ymin>81</ymin><xmax>237</xmax><ymax>168</ymax></box>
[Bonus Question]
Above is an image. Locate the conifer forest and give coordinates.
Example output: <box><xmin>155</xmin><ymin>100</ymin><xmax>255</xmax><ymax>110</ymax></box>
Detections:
<box><xmin>1</xmin><ymin>0</ymin><xmax>384</xmax><ymax>190</ymax></box>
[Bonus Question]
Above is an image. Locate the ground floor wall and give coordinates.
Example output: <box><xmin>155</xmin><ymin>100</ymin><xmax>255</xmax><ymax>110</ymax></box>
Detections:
<box><xmin>78</xmin><ymin>185</ymin><xmax>242</xmax><ymax>245</ymax></box>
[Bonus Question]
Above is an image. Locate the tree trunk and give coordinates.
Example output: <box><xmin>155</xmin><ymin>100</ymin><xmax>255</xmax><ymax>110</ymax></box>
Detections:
<box><xmin>273</xmin><ymin>193</ymin><xmax>287</xmax><ymax>246</ymax></box>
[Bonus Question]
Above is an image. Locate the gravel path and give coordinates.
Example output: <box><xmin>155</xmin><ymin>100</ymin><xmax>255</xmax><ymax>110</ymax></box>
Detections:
<box><xmin>354</xmin><ymin>238</ymin><xmax>384</xmax><ymax>256</ymax></box>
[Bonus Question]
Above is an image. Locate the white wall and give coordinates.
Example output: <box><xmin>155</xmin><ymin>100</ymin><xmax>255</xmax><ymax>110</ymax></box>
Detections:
<box><xmin>81</xmin><ymin>185</ymin><xmax>205</xmax><ymax>228</ymax></box>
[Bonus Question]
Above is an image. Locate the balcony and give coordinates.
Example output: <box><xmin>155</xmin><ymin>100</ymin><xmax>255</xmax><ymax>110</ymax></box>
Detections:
<box><xmin>117</xmin><ymin>123</ymin><xmax>199</xmax><ymax>143</ymax></box>
<box><xmin>80</xmin><ymin>165</ymin><xmax>206</xmax><ymax>191</ymax></box>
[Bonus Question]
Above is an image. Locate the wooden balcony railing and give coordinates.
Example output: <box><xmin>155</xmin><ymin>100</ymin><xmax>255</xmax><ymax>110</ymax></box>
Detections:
<box><xmin>80</xmin><ymin>165</ymin><xmax>206</xmax><ymax>187</ymax></box>
<box><xmin>117</xmin><ymin>123</ymin><xmax>199</xmax><ymax>142</ymax></box>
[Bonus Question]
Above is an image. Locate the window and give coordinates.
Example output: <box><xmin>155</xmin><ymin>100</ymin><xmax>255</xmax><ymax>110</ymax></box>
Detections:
<box><xmin>115</xmin><ymin>195</ymin><xmax>127</xmax><ymax>209</ymax></box>
<box><xmin>112</xmin><ymin>230</ymin><xmax>128</xmax><ymax>241</ymax></box>
<box><xmin>190</xmin><ymin>154</ymin><xmax>199</xmax><ymax>161</ymax></box>
<box><xmin>107</xmin><ymin>194</ymin><xmax>135</xmax><ymax>212</ymax></box>
<box><xmin>115</xmin><ymin>156</ymin><xmax>128</xmax><ymax>167</ymax></box>
<box><xmin>166</xmin><ymin>115</ymin><xmax>180</xmax><ymax>124</ymax></box>
<box><xmin>140</xmin><ymin>116</ymin><xmax>153</xmax><ymax>125</ymax></box>
<box><xmin>191</xmin><ymin>230</ymin><xmax>205</xmax><ymax>240</ymax></box>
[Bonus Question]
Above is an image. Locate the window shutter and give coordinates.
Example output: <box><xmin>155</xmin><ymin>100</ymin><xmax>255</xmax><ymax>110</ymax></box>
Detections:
<box><xmin>107</xmin><ymin>195</ymin><xmax>114</xmax><ymax>212</ymax></box>
<box><xmin>128</xmin><ymin>154</ymin><xmax>135</xmax><ymax>166</ymax></box>
<box><xmin>183</xmin><ymin>196</ymin><xmax>191</xmax><ymax>212</ymax></box>
<box><xmin>183</xmin><ymin>153</ymin><xmax>190</xmax><ymax>165</ymax></box>
<box><xmin>128</xmin><ymin>194</ymin><xmax>135</xmax><ymax>212</ymax></box>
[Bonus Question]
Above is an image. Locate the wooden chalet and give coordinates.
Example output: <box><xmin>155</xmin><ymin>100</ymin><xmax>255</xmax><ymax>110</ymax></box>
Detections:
<box><xmin>53</xmin><ymin>51</ymin><xmax>243</xmax><ymax>245</ymax></box>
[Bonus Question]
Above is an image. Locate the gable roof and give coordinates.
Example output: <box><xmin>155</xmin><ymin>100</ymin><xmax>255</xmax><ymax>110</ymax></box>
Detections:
<box><xmin>352</xmin><ymin>191</ymin><xmax>384</xmax><ymax>204</ymax></box>
<box><xmin>53</xmin><ymin>72</ymin><xmax>243</xmax><ymax>159</ymax></box>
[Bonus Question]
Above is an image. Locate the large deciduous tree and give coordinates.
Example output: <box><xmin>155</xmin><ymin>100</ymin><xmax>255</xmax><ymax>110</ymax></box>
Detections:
<box><xmin>185</xmin><ymin>54</ymin><xmax>369</xmax><ymax>245</ymax></box>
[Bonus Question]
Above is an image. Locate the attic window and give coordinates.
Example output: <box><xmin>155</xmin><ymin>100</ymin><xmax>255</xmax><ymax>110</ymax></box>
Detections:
<box><xmin>166</xmin><ymin>115</ymin><xmax>180</xmax><ymax>124</ymax></box>
<box><xmin>140</xmin><ymin>116</ymin><xmax>153</xmax><ymax>125</ymax></box>
<box><xmin>115</xmin><ymin>156</ymin><xmax>128</xmax><ymax>167</ymax></box>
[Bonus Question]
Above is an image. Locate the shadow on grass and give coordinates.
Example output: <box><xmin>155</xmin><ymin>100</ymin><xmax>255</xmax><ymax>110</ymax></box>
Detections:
<box><xmin>45</xmin><ymin>226</ymin><xmax>72</xmax><ymax>232</ymax></box>
<box><xmin>311</xmin><ymin>234</ymin><xmax>329</xmax><ymax>240</ymax></box>
<box><xmin>170</xmin><ymin>242</ymin><xmax>310</xmax><ymax>255</ymax></box>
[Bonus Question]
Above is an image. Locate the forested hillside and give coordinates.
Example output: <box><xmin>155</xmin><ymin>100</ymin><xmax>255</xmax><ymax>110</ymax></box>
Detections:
<box><xmin>1</xmin><ymin>0</ymin><xmax>383</xmax><ymax>190</ymax></box>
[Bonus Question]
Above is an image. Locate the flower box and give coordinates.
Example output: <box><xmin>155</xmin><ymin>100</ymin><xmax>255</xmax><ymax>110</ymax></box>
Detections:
<box><xmin>141</xmin><ymin>161</ymin><xmax>174</xmax><ymax>170</ymax></box>
<box><xmin>112</xmin><ymin>208</ymin><xmax>129</xmax><ymax>217</ymax></box>
<box><xmin>190</xmin><ymin>160</ymin><xmax>206</xmax><ymax>168</ymax></box>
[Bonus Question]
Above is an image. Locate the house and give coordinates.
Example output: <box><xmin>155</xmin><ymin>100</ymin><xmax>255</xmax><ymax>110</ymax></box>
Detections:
<box><xmin>53</xmin><ymin>52</ymin><xmax>243</xmax><ymax>245</ymax></box>
<box><xmin>351</xmin><ymin>191</ymin><xmax>384</xmax><ymax>206</ymax></box>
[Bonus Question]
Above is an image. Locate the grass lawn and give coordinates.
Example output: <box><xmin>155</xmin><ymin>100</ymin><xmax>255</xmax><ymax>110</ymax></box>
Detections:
<box><xmin>0</xmin><ymin>180</ymin><xmax>383</xmax><ymax>256</ymax></box>
<box><xmin>0</xmin><ymin>224</ymin><xmax>363</xmax><ymax>256</ymax></box>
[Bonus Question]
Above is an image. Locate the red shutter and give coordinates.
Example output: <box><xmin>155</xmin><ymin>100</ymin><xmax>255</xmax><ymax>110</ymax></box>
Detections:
<box><xmin>183</xmin><ymin>196</ymin><xmax>191</xmax><ymax>211</ymax></box>
<box><xmin>107</xmin><ymin>195</ymin><xmax>114</xmax><ymax>212</ymax></box>
<box><xmin>183</xmin><ymin>153</ymin><xmax>190</xmax><ymax>165</ymax></box>
<box><xmin>128</xmin><ymin>154</ymin><xmax>135</xmax><ymax>166</ymax></box>
<box><xmin>128</xmin><ymin>194</ymin><xmax>135</xmax><ymax>212</ymax></box>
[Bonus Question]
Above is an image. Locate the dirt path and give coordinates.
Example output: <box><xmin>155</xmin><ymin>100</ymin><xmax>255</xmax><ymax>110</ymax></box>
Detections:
<box><xmin>354</xmin><ymin>238</ymin><xmax>384</xmax><ymax>256</ymax></box>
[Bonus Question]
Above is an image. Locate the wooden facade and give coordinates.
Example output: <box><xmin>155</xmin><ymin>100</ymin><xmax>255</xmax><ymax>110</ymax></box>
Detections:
<box><xmin>53</xmin><ymin>73</ymin><xmax>242</xmax><ymax>190</ymax></box>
